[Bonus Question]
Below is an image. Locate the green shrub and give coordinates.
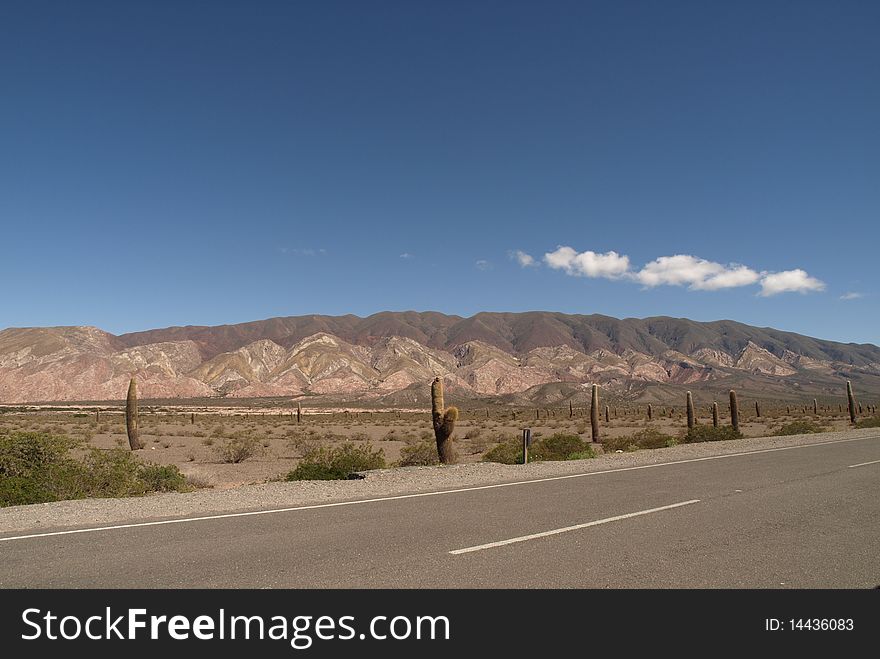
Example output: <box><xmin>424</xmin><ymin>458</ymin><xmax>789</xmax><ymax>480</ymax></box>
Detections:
<box><xmin>482</xmin><ymin>437</ymin><xmax>525</xmax><ymax>464</ymax></box>
<box><xmin>0</xmin><ymin>431</ymin><xmax>189</xmax><ymax>507</ymax></box>
<box><xmin>775</xmin><ymin>420</ymin><xmax>827</xmax><ymax>436</ymax></box>
<box><xmin>139</xmin><ymin>463</ymin><xmax>189</xmax><ymax>492</ymax></box>
<box><xmin>680</xmin><ymin>425</ymin><xmax>744</xmax><ymax>443</ymax></box>
<box><xmin>395</xmin><ymin>441</ymin><xmax>439</xmax><ymax>467</ymax></box>
<box><xmin>603</xmin><ymin>428</ymin><xmax>677</xmax><ymax>453</ymax></box>
<box><xmin>855</xmin><ymin>417</ymin><xmax>880</xmax><ymax>429</ymax></box>
<box><xmin>287</xmin><ymin>443</ymin><xmax>386</xmax><ymax>480</ymax></box>
<box><xmin>0</xmin><ymin>432</ymin><xmax>77</xmax><ymax>478</ymax></box>
<box><xmin>482</xmin><ymin>433</ymin><xmax>595</xmax><ymax>464</ymax></box>
<box><xmin>566</xmin><ymin>449</ymin><xmax>597</xmax><ymax>460</ymax></box>
<box><xmin>530</xmin><ymin>433</ymin><xmax>591</xmax><ymax>461</ymax></box>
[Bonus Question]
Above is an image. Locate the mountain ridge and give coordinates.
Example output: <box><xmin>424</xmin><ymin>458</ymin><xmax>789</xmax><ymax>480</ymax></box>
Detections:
<box><xmin>1</xmin><ymin>312</ymin><xmax>878</xmax><ymax>404</ymax></box>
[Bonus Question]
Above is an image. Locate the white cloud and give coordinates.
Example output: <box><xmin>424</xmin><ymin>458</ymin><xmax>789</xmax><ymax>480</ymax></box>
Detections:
<box><xmin>635</xmin><ymin>255</ymin><xmax>760</xmax><ymax>290</ymax></box>
<box><xmin>509</xmin><ymin>250</ymin><xmax>537</xmax><ymax>267</ymax></box>
<box><xmin>534</xmin><ymin>245</ymin><xmax>826</xmax><ymax>297</ymax></box>
<box><xmin>544</xmin><ymin>246</ymin><xmax>631</xmax><ymax>279</ymax></box>
<box><xmin>399</xmin><ymin>252</ymin><xmax>414</xmax><ymax>259</ymax></box>
<box><xmin>759</xmin><ymin>269</ymin><xmax>826</xmax><ymax>296</ymax></box>
<box><xmin>840</xmin><ymin>292</ymin><xmax>863</xmax><ymax>300</ymax></box>
<box><xmin>475</xmin><ymin>260</ymin><xmax>492</xmax><ymax>271</ymax></box>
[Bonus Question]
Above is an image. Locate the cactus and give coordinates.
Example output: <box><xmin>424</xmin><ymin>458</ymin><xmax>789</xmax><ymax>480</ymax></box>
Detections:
<box><xmin>431</xmin><ymin>377</ymin><xmax>458</xmax><ymax>464</ymax></box>
<box><xmin>846</xmin><ymin>381</ymin><xmax>857</xmax><ymax>424</ymax></box>
<box><xmin>297</xmin><ymin>402</ymin><xmax>302</xmax><ymax>424</ymax></box>
<box><xmin>755</xmin><ymin>400</ymin><xmax>761</xmax><ymax>418</ymax></box>
<box><xmin>686</xmin><ymin>391</ymin><xmax>695</xmax><ymax>429</ymax></box>
<box><xmin>190</xmin><ymin>412</ymin><xmax>195</xmax><ymax>424</ymax></box>
<box><xmin>95</xmin><ymin>410</ymin><xmax>100</xmax><ymax>423</ymax></box>
<box><xmin>712</xmin><ymin>401</ymin><xmax>719</xmax><ymax>428</ymax></box>
<box><xmin>604</xmin><ymin>404</ymin><xmax>610</xmax><ymax>423</ymax></box>
<box><xmin>813</xmin><ymin>398</ymin><xmax>818</xmax><ymax>415</ymax></box>
<box><xmin>647</xmin><ymin>403</ymin><xmax>653</xmax><ymax>421</ymax></box>
<box><xmin>125</xmin><ymin>378</ymin><xmax>143</xmax><ymax>450</ymax></box>
<box><xmin>729</xmin><ymin>389</ymin><xmax>739</xmax><ymax>433</ymax></box>
<box><xmin>569</xmin><ymin>400</ymin><xmax>573</xmax><ymax>418</ymax></box>
<box><xmin>590</xmin><ymin>384</ymin><xmax>600</xmax><ymax>442</ymax></box>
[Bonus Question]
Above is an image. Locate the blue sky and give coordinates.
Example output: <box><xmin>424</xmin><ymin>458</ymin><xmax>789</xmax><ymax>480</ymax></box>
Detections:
<box><xmin>1</xmin><ymin>1</ymin><xmax>877</xmax><ymax>344</ymax></box>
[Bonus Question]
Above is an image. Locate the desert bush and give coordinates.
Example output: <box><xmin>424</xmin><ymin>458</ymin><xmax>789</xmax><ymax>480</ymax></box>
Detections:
<box><xmin>464</xmin><ymin>427</ymin><xmax>482</xmax><ymax>439</ymax></box>
<box><xmin>855</xmin><ymin>417</ymin><xmax>880</xmax><ymax>429</ymax></box>
<box><xmin>566</xmin><ymin>450</ymin><xmax>597</xmax><ymax>460</ymax></box>
<box><xmin>0</xmin><ymin>431</ymin><xmax>75</xmax><ymax>477</ymax></box>
<box><xmin>603</xmin><ymin>428</ymin><xmax>677</xmax><ymax>453</ymax></box>
<box><xmin>395</xmin><ymin>441</ymin><xmax>439</xmax><ymax>467</ymax></box>
<box><xmin>775</xmin><ymin>420</ymin><xmax>827</xmax><ymax>436</ymax></box>
<box><xmin>531</xmin><ymin>433</ymin><xmax>591</xmax><ymax>461</ymax></box>
<box><xmin>680</xmin><ymin>425</ymin><xmax>743</xmax><ymax>443</ymax></box>
<box><xmin>185</xmin><ymin>473</ymin><xmax>215</xmax><ymax>489</ymax></box>
<box><xmin>0</xmin><ymin>431</ymin><xmax>189</xmax><ymax>507</ymax></box>
<box><xmin>216</xmin><ymin>436</ymin><xmax>262</xmax><ymax>463</ymax></box>
<box><xmin>136</xmin><ymin>463</ymin><xmax>188</xmax><ymax>492</ymax></box>
<box><xmin>481</xmin><ymin>436</ymin><xmax>523</xmax><ymax>464</ymax></box>
<box><xmin>287</xmin><ymin>443</ymin><xmax>386</xmax><ymax>480</ymax></box>
<box><xmin>482</xmin><ymin>433</ymin><xmax>595</xmax><ymax>465</ymax></box>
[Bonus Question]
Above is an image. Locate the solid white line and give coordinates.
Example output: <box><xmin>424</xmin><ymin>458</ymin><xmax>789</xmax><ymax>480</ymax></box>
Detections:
<box><xmin>0</xmin><ymin>434</ymin><xmax>875</xmax><ymax>543</ymax></box>
<box><xmin>848</xmin><ymin>458</ymin><xmax>880</xmax><ymax>468</ymax></box>
<box><xmin>449</xmin><ymin>500</ymin><xmax>701</xmax><ymax>555</ymax></box>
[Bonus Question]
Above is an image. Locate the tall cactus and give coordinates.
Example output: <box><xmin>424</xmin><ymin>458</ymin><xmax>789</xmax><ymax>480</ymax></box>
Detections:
<box><xmin>712</xmin><ymin>401</ymin><xmax>719</xmax><ymax>428</ymax></box>
<box><xmin>846</xmin><ymin>380</ymin><xmax>857</xmax><ymax>424</ymax></box>
<box><xmin>569</xmin><ymin>400</ymin><xmax>573</xmax><ymax>418</ymax></box>
<box><xmin>297</xmin><ymin>402</ymin><xmax>302</xmax><ymax>424</ymax></box>
<box><xmin>190</xmin><ymin>411</ymin><xmax>195</xmax><ymax>425</ymax></box>
<box><xmin>686</xmin><ymin>391</ymin><xmax>695</xmax><ymax>429</ymax></box>
<box><xmin>604</xmin><ymin>404</ymin><xmax>610</xmax><ymax>423</ymax></box>
<box><xmin>125</xmin><ymin>378</ymin><xmax>143</xmax><ymax>450</ymax></box>
<box><xmin>729</xmin><ymin>389</ymin><xmax>739</xmax><ymax>433</ymax></box>
<box><xmin>647</xmin><ymin>403</ymin><xmax>653</xmax><ymax>421</ymax></box>
<box><xmin>755</xmin><ymin>400</ymin><xmax>761</xmax><ymax>418</ymax></box>
<box><xmin>813</xmin><ymin>398</ymin><xmax>818</xmax><ymax>415</ymax></box>
<box><xmin>590</xmin><ymin>384</ymin><xmax>600</xmax><ymax>442</ymax></box>
<box><xmin>431</xmin><ymin>377</ymin><xmax>458</xmax><ymax>464</ymax></box>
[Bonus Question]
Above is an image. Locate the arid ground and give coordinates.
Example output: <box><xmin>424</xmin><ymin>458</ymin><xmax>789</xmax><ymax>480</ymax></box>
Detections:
<box><xmin>0</xmin><ymin>402</ymin><xmax>865</xmax><ymax>490</ymax></box>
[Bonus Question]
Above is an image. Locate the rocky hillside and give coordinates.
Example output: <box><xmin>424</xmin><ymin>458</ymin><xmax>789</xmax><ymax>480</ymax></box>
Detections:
<box><xmin>1</xmin><ymin>312</ymin><xmax>878</xmax><ymax>404</ymax></box>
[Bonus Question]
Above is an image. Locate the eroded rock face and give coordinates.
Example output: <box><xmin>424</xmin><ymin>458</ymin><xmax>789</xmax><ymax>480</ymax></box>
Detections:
<box><xmin>735</xmin><ymin>341</ymin><xmax>797</xmax><ymax>376</ymax></box>
<box><xmin>0</xmin><ymin>313</ymin><xmax>873</xmax><ymax>403</ymax></box>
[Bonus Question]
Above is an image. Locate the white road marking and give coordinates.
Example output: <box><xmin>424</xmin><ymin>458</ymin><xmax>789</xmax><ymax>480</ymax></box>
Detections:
<box><xmin>848</xmin><ymin>458</ymin><xmax>880</xmax><ymax>468</ymax></box>
<box><xmin>0</xmin><ymin>434</ymin><xmax>875</xmax><ymax>544</ymax></box>
<box><xmin>449</xmin><ymin>500</ymin><xmax>701</xmax><ymax>555</ymax></box>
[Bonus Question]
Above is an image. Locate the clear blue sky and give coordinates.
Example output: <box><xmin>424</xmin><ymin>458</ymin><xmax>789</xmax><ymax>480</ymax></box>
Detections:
<box><xmin>1</xmin><ymin>0</ymin><xmax>877</xmax><ymax>344</ymax></box>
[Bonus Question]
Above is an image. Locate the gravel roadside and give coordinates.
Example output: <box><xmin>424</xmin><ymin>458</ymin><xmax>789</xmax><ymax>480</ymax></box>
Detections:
<box><xmin>1</xmin><ymin>428</ymin><xmax>877</xmax><ymax>535</ymax></box>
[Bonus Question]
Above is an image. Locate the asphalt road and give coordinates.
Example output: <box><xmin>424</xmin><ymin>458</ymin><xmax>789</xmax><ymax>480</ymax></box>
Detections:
<box><xmin>1</xmin><ymin>435</ymin><xmax>878</xmax><ymax>588</ymax></box>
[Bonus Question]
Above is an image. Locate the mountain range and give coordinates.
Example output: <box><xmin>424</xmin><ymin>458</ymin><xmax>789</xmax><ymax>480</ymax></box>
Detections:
<box><xmin>1</xmin><ymin>312</ymin><xmax>878</xmax><ymax>405</ymax></box>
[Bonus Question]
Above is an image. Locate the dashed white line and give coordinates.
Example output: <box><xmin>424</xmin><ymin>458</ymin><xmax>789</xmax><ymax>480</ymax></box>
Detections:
<box><xmin>0</xmin><ymin>434</ymin><xmax>875</xmax><ymax>544</ymax></box>
<box><xmin>848</xmin><ymin>459</ymin><xmax>880</xmax><ymax>468</ymax></box>
<box><xmin>449</xmin><ymin>500</ymin><xmax>701</xmax><ymax>555</ymax></box>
